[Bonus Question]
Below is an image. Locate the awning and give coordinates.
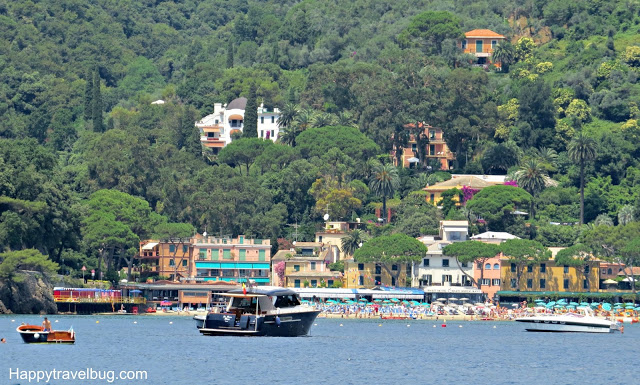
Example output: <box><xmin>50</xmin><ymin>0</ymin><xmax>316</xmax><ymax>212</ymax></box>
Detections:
<box><xmin>142</xmin><ymin>242</ymin><xmax>158</xmax><ymax>250</ymax></box>
<box><xmin>444</xmin><ymin>227</ymin><xmax>468</xmax><ymax>233</ymax></box>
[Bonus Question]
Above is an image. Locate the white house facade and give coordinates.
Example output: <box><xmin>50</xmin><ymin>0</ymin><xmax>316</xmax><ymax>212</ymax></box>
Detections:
<box><xmin>196</xmin><ymin>97</ymin><xmax>281</xmax><ymax>154</ymax></box>
<box><xmin>416</xmin><ymin>221</ymin><xmax>472</xmax><ymax>288</ymax></box>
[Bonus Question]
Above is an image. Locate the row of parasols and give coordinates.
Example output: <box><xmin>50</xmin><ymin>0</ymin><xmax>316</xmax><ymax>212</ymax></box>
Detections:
<box><xmin>533</xmin><ymin>299</ymin><xmax>640</xmax><ymax>311</ymax></box>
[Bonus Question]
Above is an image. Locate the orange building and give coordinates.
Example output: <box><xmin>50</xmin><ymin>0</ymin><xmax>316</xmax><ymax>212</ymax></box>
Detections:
<box><xmin>139</xmin><ymin>240</ymin><xmax>192</xmax><ymax>281</ymax></box>
<box><xmin>460</xmin><ymin>29</ymin><xmax>506</xmax><ymax>69</ymax></box>
<box><xmin>391</xmin><ymin>122</ymin><xmax>455</xmax><ymax>170</ymax></box>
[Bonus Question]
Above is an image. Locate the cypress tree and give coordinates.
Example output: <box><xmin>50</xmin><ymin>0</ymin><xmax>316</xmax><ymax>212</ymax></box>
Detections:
<box><xmin>243</xmin><ymin>83</ymin><xmax>258</xmax><ymax>138</ymax></box>
<box><xmin>92</xmin><ymin>67</ymin><xmax>104</xmax><ymax>132</ymax></box>
<box><xmin>84</xmin><ymin>69</ymin><xmax>93</xmax><ymax>122</ymax></box>
<box><xmin>181</xmin><ymin>107</ymin><xmax>202</xmax><ymax>158</ymax></box>
<box><xmin>226</xmin><ymin>40</ymin><xmax>234</xmax><ymax>69</ymax></box>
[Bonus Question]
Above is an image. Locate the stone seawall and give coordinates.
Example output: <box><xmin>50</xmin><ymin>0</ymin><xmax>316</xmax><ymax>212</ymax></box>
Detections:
<box><xmin>0</xmin><ymin>271</ymin><xmax>57</xmax><ymax>314</ymax></box>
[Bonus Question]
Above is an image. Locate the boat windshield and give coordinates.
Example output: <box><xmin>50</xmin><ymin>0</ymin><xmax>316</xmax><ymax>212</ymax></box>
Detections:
<box><xmin>274</xmin><ymin>294</ymin><xmax>301</xmax><ymax>308</ymax></box>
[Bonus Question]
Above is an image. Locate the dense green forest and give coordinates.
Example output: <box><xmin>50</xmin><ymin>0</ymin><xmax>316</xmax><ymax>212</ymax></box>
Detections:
<box><xmin>1</xmin><ymin>0</ymin><xmax>640</xmax><ymax>282</ymax></box>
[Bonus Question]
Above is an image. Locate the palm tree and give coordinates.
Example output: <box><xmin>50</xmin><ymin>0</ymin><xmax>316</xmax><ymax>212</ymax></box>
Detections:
<box><xmin>515</xmin><ymin>158</ymin><xmax>549</xmax><ymax>219</ymax></box>
<box><xmin>296</xmin><ymin>108</ymin><xmax>314</xmax><ymax>132</ymax></box>
<box><xmin>491</xmin><ymin>41</ymin><xmax>515</xmax><ymax>72</ymax></box>
<box><xmin>337</xmin><ymin>111</ymin><xmax>356</xmax><ymax>127</ymax></box>
<box><xmin>341</xmin><ymin>229</ymin><xmax>368</xmax><ymax>257</ymax></box>
<box><xmin>568</xmin><ymin>132</ymin><xmax>597</xmax><ymax>225</ymax></box>
<box><xmin>369</xmin><ymin>162</ymin><xmax>400</xmax><ymax>223</ymax></box>
<box><xmin>618</xmin><ymin>205</ymin><xmax>636</xmax><ymax>225</ymax></box>
<box><xmin>277</xmin><ymin>102</ymin><xmax>299</xmax><ymax>128</ymax></box>
<box><xmin>277</xmin><ymin>125</ymin><xmax>298</xmax><ymax>146</ymax></box>
<box><xmin>594</xmin><ymin>214</ymin><xmax>613</xmax><ymax>226</ymax></box>
<box><xmin>312</xmin><ymin>112</ymin><xmax>335</xmax><ymax>128</ymax></box>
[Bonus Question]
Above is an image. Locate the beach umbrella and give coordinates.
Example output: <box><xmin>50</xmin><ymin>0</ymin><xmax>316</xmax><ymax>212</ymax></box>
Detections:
<box><xmin>391</xmin><ymin>298</ymin><xmax>400</xmax><ymax>302</ymax></box>
<box><xmin>635</xmin><ymin>307</ymin><xmax>640</xmax><ymax>311</ymax></box>
<box><xmin>614</xmin><ymin>305</ymin><xmax>623</xmax><ymax>310</ymax></box>
<box><xmin>625</xmin><ymin>303</ymin><xmax>635</xmax><ymax>307</ymax></box>
<box><xmin>436</xmin><ymin>298</ymin><xmax>447</xmax><ymax>301</ymax></box>
<box><xmin>567</xmin><ymin>305</ymin><xmax>576</xmax><ymax>310</ymax></box>
<box><xmin>554</xmin><ymin>305</ymin><xmax>564</xmax><ymax>309</ymax></box>
<box><xmin>459</xmin><ymin>297</ymin><xmax>470</xmax><ymax>301</ymax></box>
<box><xmin>614</xmin><ymin>303</ymin><xmax>623</xmax><ymax>306</ymax></box>
<box><xmin>569</xmin><ymin>302</ymin><xmax>579</xmax><ymax>306</ymax></box>
<box><xmin>580</xmin><ymin>302</ymin><xmax>589</xmax><ymax>306</ymax></box>
<box><xmin>547</xmin><ymin>301</ymin><xmax>556</xmax><ymax>307</ymax></box>
<box><xmin>359</xmin><ymin>298</ymin><xmax>368</xmax><ymax>302</ymax></box>
<box><xmin>374</xmin><ymin>299</ymin><xmax>382</xmax><ymax>302</ymax></box>
<box><xmin>625</xmin><ymin>305</ymin><xmax>635</xmax><ymax>310</ymax></box>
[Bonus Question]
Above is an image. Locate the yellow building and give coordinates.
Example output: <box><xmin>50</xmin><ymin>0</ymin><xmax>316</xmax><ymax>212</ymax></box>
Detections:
<box><xmin>314</xmin><ymin>221</ymin><xmax>366</xmax><ymax>261</ymax></box>
<box><xmin>423</xmin><ymin>175</ymin><xmax>501</xmax><ymax>205</ymax></box>
<box><xmin>343</xmin><ymin>261</ymin><xmax>412</xmax><ymax>289</ymax></box>
<box><xmin>499</xmin><ymin>259</ymin><xmax>600</xmax><ymax>293</ymax></box>
<box><xmin>271</xmin><ymin>242</ymin><xmax>341</xmax><ymax>288</ymax></box>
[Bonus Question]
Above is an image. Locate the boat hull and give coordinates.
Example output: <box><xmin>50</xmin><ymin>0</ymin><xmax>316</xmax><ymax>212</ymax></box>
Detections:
<box><xmin>199</xmin><ymin>310</ymin><xmax>321</xmax><ymax>337</ymax></box>
<box><xmin>515</xmin><ymin>317</ymin><xmax>616</xmax><ymax>333</ymax></box>
<box><xmin>17</xmin><ymin>325</ymin><xmax>75</xmax><ymax>344</ymax></box>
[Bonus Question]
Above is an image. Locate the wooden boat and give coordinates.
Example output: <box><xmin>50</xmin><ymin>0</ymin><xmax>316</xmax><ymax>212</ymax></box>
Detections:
<box><xmin>16</xmin><ymin>324</ymin><xmax>75</xmax><ymax>344</ymax></box>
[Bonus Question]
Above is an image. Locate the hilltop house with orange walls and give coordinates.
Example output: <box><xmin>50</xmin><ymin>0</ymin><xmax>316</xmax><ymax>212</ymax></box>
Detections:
<box><xmin>460</xmin><ymin>29</ymin><xmax>506</xmax><ymax>69</ymax></box>
<box><xmin>391</xmin><ymin>122</ymin><xmax>455</xmax><ymax>170</ymax></box>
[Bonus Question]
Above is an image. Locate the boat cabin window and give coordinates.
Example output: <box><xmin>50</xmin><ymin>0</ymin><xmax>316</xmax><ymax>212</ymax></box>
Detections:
<box><xmin>231</xmin><ymin>297</ymin><xmax>259</xmax><ymax>312</ymax></box>
<box><xmin>274</xmin><ymin>295</ymin><xmax>301</xmax><ymax>308</ymax></box>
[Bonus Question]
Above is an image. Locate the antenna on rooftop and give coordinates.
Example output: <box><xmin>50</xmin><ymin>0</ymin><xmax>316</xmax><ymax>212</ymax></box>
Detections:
<box><xmin>288</xmin><ymin>222</ymin><xmax>300</xmax><ymax>242</ymax></box>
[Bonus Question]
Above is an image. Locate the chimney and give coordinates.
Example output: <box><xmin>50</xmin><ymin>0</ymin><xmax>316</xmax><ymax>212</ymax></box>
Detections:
<box><xmin>214</xmin><ymin>103</ymin><xmax>222</xmax><ymax>114</ymax></box>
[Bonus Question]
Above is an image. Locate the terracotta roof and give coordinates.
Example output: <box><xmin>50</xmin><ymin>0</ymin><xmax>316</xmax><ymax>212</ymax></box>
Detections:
<box><xmin>465</xmin><ymin>29</ymin><xmax>505</xmax><ymax>38</ymax></box>
<box><xmin>423</xmin><ymin>176</ymin><xmax>494</xmax><ymax>191</ymax></box>
<box><xmin>617</xmin><ymin>267</ymin><xmax>640</xmax><ymax>276</ymax></box>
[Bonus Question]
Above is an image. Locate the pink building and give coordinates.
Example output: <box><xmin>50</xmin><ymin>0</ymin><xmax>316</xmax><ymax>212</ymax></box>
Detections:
<box><xmin>473</xmin><ymin>255</ymin><xmax>504</xmax><ymax>301</ymax></box>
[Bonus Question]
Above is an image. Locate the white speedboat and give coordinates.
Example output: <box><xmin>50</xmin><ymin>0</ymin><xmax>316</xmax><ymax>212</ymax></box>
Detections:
<box><xmin>515</xmin><ymin>309</ymin><xmax>620</xmax><ymax>333</ymax></box>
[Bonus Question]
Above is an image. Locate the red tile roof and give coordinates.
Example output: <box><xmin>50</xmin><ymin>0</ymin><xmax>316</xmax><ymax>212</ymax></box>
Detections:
<box><xmin>465</xmin><ymin>29</ymin><xmax>505</xmax><ymax>38</ymax></box>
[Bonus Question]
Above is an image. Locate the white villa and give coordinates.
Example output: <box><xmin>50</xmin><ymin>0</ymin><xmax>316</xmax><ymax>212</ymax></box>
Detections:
<box><xmin>416</xmin><ymin>220</ymin><xmax>471</xmax><ymax>287</ymax></box>
<box><xmin>195</xmin><ymin>97</ymin><xmax>281</xmax><ymax>154</ymax></box>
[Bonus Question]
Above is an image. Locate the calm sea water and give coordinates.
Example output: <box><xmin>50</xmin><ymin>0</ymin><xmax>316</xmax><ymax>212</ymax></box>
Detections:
<box><xmin>1</xmin><ymin>314</ymin><xmax>638</xmax><ymax>385</ymax></box>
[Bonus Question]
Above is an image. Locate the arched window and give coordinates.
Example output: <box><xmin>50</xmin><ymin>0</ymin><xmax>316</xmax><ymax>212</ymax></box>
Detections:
<box><xmin>607</xmin><ymin>268</ymin><xmax>612</xmax><ymax>275</ymax></box>
<box><xmin>485</xmin><ymin>263</ymin><xmax>491</xmax><ymax>270</ymax></box>
<box><xmin>493</xmin><ymin>263</ymin><xmax>500</xmax><ymax>270</ymax></box>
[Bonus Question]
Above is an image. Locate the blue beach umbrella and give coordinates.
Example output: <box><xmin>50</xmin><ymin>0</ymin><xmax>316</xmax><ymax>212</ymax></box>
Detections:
<box><xmin>625</xmin><ymin>305</ymin><xmax>635</xmax><ymax>310</ymax></box>
<box><xmin>569</xmin><ymin>302</ymin><xmax>579</xmax><ymax>306</ymax></box>
<box><xmin>567</xmin><ymin>305</ymin><xmax>576</xmax><ymax>310</ymax></box>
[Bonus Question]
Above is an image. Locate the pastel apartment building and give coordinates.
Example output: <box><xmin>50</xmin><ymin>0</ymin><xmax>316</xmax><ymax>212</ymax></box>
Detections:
<box><xmin>391</xmin><ymin>122</ymin><xmax>455</xmax><ymax>170</ymax></box>
<box><xmin>195</xmin><ymin>97</ymin><xmax>281</xmax><ymax>154</ymax></box>
<box><xmin>139</xmin><ymin>235</ymin><xmax>272</xmax><ymax>285</ymax></box>
<box><xmin>192</xmin><ymin>234</ymin><xmax>271</xmax><ymax>285</ymax></box>
<box><xmin>460</xmin><ymin>29</ymin><xmax>506</xmax><ymax>69</ymax></box>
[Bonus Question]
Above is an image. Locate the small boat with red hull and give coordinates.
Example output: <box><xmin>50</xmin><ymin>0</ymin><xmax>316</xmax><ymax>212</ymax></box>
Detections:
<box><xmin>16</xmin><ymin>324</ymin><xmax>75</xmax><ymax>344</ymax></box>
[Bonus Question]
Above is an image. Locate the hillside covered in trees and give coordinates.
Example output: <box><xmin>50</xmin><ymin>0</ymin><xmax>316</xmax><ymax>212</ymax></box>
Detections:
<box><xmin>1</xmin><ymin>0</ymin><xmax>640</xmax><ymax>283</ymax></box>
